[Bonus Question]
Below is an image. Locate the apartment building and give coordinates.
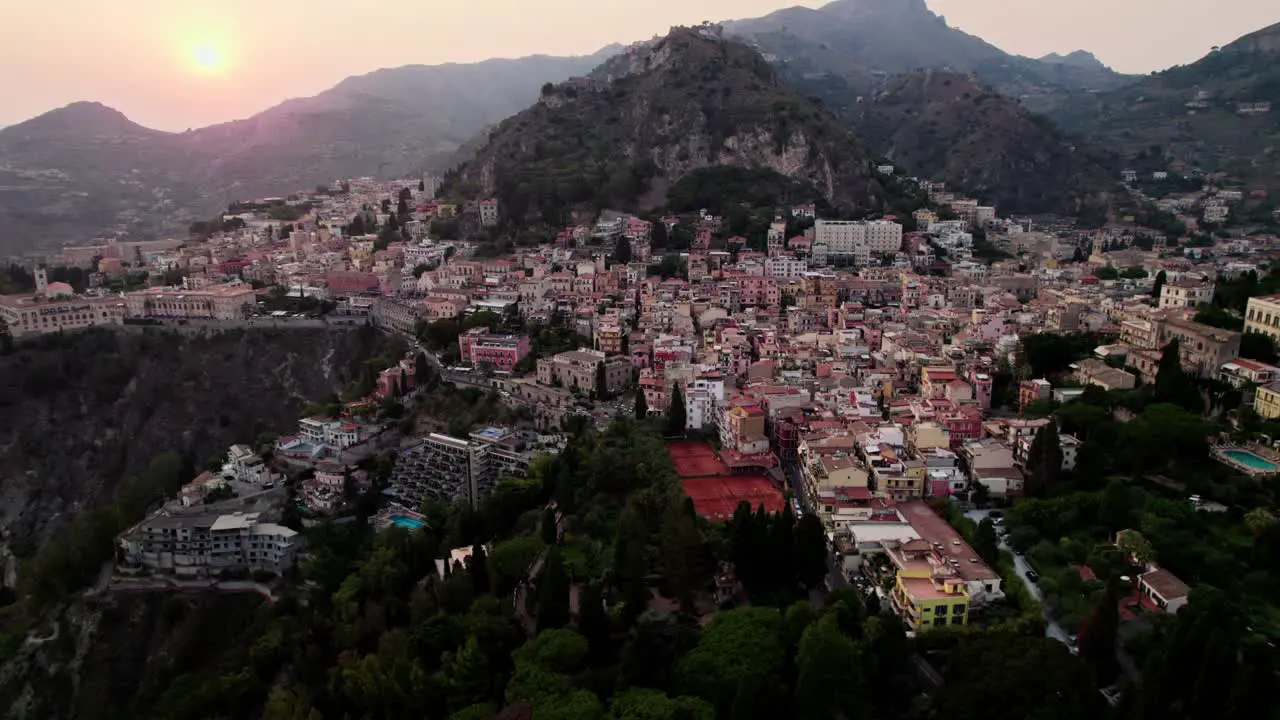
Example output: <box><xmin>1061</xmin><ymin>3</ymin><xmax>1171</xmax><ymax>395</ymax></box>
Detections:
<box><xmin>124</xmin><ymin>282</ymin><xmax>257</xmax><ymax>320</ymax></box>
<box><xmin>1159</xmin><ymin>278</ymin><xmax>1214</xmax><ymax>310</ymax></box>
<box><xmin>391</xmin><ymin>433</ymin><xmax>491</xmax><ymax>507</ymax></box>
<box><xmin>764</xmin><ymin>255</ymin><xmax>807</xmax><ymax>279</ymax></box>
<box><xmin>536</xmin><ymin>349</ymin><xmax>632</xmax><ymax>395</ymax></box>
<box><xmin>458</xmin><ymin>327</ymin><xmax>531</xmax><ymax>371</ymax></box>
<box><xmin>372</xmin><ymin>296</ymin><xmax>424</xmax><ymax>335</ymax></box>
<box><xmin>118</xmin><ymin>511</ymin><xmax>301</xmax><ymax>577</ymax></box>
<box><xmin>685</xmin><ymin>373</ymin><xmax>726</xmax><ymax>430</ymax></box>
<box><xmin>887</xmin><ymin>501</ymin><xmax>1003</xmax><ymax>630</ymax></box>
<box><xmin>595</xmin><ymin>321</ymin><xmax>624</xmax><ymax>355</ymax></box>
<box><xmin>390</xmin><ymin>428</ymin><xmax>538</xmax><ymax>507</ymax></box>
<box><xmin>815</xmin><ymin>220</ymin><xmax>904</xmax><ymax>260</ymax></box>
<box><xmin>222</xmin><ymin>444</ymin><xmax>276</xmax><ymax>485</ymax></box>
<box><xmin>1244</xmin><ymin>295</ymin><xmax>1280</xmax><ymax>341</ymax></box>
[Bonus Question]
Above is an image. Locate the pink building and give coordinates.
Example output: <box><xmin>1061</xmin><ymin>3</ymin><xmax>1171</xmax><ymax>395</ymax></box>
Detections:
<box><xmin>457</xmin><ymin>326</ymin><xmax>531</xmax><ymax>371</ymax></box>
<box><xmin>739</xmin><ymin>276</ymin><xmax>780</xmax><ymax>308</ymax></box>
<box><xmin>375</xmin><ymin>359</ymin><xmax>417</xmax><ymax>399</ymax></box>
<box><xmin>326</xmin><ymin>270</ymin><xmax>381</xmax><ymax>296</ymax></box>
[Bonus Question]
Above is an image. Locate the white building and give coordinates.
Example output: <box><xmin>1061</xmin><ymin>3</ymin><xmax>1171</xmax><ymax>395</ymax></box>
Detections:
<box><xmin>814</xmin><ymin>220</ymin><xmax>903</xmax><ymax>265</ymax></box>
<box><xmin>1159</xmin><ymin>278</ymin><xmax>1215</xmax><ymax>310</ymax></box>
<box><xmin>685</xmin><ymin>373</ymin><xmax>726</xmax><ymax>430</ymax></box>
<box><xmin>222</xmin><ymin>444</ymin><xmax>276</xmax><ymax>485</ymax></box>
<box><xmin>296</xmin><ymin>417</ymin><xmax>363</xmax><ymax>451</ymax></box>
<box><xmin>119</xmin><ymin>511</ymin><xmax>301</xmax><ymax>577</ymax></box>
<box><xmin>765</xmin><ymin>255</ymin><xmax>807</xmax><ymax>279</ymax></box>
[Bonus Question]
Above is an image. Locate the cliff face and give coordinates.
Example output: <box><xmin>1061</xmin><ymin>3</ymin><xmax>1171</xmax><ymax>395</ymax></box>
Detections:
<box><xmin>447</xmin><ymin>27</ymin><xmax>879</xmax><ymax>221</ymax></box>
<box><xmin>0</xmin><ymin>593</ymin><xmax>268</xmax><ymax>720</ymax></box>
<box><xmin>0</xmin><ymin>327</ymin><xmax>386</xmax><ymax>560</ymax></box>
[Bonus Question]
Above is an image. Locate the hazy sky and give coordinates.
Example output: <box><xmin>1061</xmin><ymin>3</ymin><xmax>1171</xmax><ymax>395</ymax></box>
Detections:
<box><xmin>1</xmin><ymin>0</ymin><xmax>1273</xmax><ymax>131</ymax></box>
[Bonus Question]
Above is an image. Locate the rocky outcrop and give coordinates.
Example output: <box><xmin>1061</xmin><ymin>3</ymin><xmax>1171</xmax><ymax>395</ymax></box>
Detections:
<box><xmin>445</xmin><ymin>27</ymin><xmax>879</xmax><ymax>219</ymax></box>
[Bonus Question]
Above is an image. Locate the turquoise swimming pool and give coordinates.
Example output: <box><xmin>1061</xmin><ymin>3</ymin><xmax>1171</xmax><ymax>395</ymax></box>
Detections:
<box><xmin>388</xmin><ymin>513</ymin><xmax>426</xmax><ymax>529</ymax></box>
<box><xmin>1222</xmin><ymin>449</ymin><xmax>1280</xmax><ymax>472</ymax></box>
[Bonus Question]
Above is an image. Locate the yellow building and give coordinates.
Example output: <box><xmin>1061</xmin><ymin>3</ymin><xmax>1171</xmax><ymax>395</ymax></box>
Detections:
<box><xmin>1254</xmin><ymin>380</ymin><xmax>1280</xmax><ymax>419</ymax></box>
<box><xmin>1245</xmin><ymin>295</ymin><xmax>1280</xmax><ymax>341</ymax></box>
<box><xmin>887</xmin><ymin>539</ymin><xmax>970</xmax><ymax>630</ymax></box>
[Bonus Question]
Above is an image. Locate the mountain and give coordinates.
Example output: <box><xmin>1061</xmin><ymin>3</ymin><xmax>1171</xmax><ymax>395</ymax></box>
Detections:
<box><xmin>0</xmin><ymin>50</ymin><xmax>618</xmax><ymax>254</ymax></box>
<box><xmin>445</xmin><ymin>27</ymin><xmax>884</xmax><ymax>223</ymax></box>
<box><xmin>724</xmin><ymin>0</ymin><xmax>1134</xmax><ymax>116</ymax></box>
<box><xmin>1052</xmin><ymin>22</ymin><xmax>1280</xmax><ymax>188</ymax></box>
<box><xmin>1038</xmin><ymin>50</ymin><xmax>1109</xmax><ymax>71</ymax></box>
<box><xmin>852</xmin><ymin>70</ymin><xmax>1117</xmax><ymax>217</ymax></box>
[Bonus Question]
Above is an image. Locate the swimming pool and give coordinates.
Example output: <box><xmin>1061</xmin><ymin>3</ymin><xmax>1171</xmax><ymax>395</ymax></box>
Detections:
<box><xmin>388</xmin><ymin>513</ymin><xmax>426</xmax><ymax>529</ymax></box>
<box><xmin>1222</xmin><ymin>449</ymin><xmax>1280</xmax><ymax>472</ymax></box>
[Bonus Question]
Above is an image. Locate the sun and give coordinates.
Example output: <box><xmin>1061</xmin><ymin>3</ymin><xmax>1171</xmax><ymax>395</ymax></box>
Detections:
<box><xmin>189</xmin><ymin>44</ymin><xmax>226</xmax><ymax>75</ymax></box>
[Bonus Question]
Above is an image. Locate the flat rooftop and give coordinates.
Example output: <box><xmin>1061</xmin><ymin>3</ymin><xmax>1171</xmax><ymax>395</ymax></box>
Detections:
<box><xmin>899</xmin><ymin>500</ymin><xmax>998</xmax><ymax>582</ymax></box>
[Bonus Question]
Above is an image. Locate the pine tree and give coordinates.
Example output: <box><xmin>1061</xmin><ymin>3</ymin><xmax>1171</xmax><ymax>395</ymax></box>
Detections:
<box><xmin>1026</xmin><ymin>421</ymin><xmax>1063</xmax><ymax>498</ymax></box>
<box><xmin>397</xmin><ymin>196</ymin><xmax>410</xmax><ymax>217</ymax></box>
<box><xmin>1151</xmin><ymin>270</ymin><xmax>1167</xmax><ymax>299</ymax></box>
<box><xmin>348</xmin><ymin>214</ymin><xmax>366</xmax><ymax>236</ymax></box>
<box><xmin>634</xmin><ymin>389</ymin><xmax>649</xmax><ymax>419</ymax></box>
<box><xmin>387</xmin><ymin>212</ymin><xmax>399</xmax><ymax>231</ymax></box>
<box><xmin>666</xmin><ymin>385</ymin><xmax>687</xmax><ymax>436</ymax></box>
<box><xmin>418</xmin><ymin>179</ymin><xmax>426</xmax><ymax>192</ymax></box>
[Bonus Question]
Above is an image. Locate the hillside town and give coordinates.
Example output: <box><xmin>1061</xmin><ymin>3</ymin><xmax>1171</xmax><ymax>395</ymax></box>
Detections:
<box><xmin>4</xmin><ymin>166</ymin><xmax>1277</xmax><ymax>644</ymax></box>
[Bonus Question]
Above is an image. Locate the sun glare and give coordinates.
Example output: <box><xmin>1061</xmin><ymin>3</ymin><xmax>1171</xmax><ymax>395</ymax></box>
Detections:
<box><xmin>190</xmin><ymin>45</ymin><xmax>226</xmax><ymax>75</ymax></box>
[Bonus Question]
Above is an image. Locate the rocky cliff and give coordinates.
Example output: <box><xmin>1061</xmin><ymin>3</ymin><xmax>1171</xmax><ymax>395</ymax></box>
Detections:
<box><xmin>0</xmin><ymin>327</ymin><xmax>387</xmax><ymax>562</ymax></box>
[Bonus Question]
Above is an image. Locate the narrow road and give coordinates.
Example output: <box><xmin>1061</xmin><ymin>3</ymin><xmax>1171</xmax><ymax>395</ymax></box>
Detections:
<box><xmin>964</xmin><ymin>508</ymin><xmax>1070</xmax><ymax>645</ymax></box>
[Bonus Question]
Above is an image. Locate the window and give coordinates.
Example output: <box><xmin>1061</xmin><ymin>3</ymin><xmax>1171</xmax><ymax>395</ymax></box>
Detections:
<box><xmin>952</xmin><ymin>604</ymin><xmax>965</xmax><ymax>615</ymax></box>
<box><xmin>934</xmin><ymin>605</ymin><xmax>946</xmax><ymax>616</ymax></box>
<box><xmin>950</xmin><ymin>615</ymin><xmax>964</xmax><ymax>625</ymax></box>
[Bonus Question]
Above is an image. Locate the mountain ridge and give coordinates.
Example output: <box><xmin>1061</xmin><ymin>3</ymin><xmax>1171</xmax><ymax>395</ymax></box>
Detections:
<box><xmin>0</xmin><ymin>49</ymin><xmax>620</xmax><ymax>253</ymax></box>
<box><xmin>1051</xmin><ymin>24</ymin><xmax>1280</xmax><ymax>187</ymax></box>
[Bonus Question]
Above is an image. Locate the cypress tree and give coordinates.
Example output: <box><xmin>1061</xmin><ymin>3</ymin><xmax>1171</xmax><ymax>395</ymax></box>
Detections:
<box><xmin>666</xmin><ymin>385</ymin><xmax>687</xmax><ymax>436</ymax></box>
<box><xmin>1026</xmin><ymin>421</ymin><xmax>1063</xmax><ymax>498</ymax></box>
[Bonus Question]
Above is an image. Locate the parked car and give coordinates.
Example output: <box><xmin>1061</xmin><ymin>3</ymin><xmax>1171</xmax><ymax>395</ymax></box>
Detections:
<box><xmin>1025</xmin><ymin>570</ymin><xmax>1039</xmax><ymax>583</ymax></box>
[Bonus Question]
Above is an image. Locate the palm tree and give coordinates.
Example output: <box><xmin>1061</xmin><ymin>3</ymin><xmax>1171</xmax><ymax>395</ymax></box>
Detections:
<box><xmin>1244</xmin><ymin>507</ymin><xmax>1276</xmax><ymax>540</ymax></box>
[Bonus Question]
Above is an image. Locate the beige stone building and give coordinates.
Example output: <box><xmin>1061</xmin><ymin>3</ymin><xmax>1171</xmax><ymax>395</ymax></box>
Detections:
<box><xmin>1244</xmin><ymin>295</ymin><xmax>1280</xmax><ymax>341</ymax></box>
<box><xmin>536</xmin><ymin>349</ymin><xmax>632</xmax><ymax>395</ymax></box>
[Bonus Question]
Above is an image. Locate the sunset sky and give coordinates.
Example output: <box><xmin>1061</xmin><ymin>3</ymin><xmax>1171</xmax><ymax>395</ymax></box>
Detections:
<box><xmin>1</xmin><ymin>0</ymin><xmax>1273</xmax><ymax>131</ymax></box>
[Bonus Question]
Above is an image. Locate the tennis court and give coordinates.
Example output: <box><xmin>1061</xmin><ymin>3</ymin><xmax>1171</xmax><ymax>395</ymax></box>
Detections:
<box><xmin>668</xmin><ymin>440</ymin><xmax>730</xmax><ymax>478</ymax></box>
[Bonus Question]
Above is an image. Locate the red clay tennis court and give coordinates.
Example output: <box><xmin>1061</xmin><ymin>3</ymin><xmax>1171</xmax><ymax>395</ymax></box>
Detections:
<box><xmin>670</xmin><ymin>441</ymin><xmax>785</xmax><ymax>520</ymax></box>
<box><xmin>680</xmin><ymin>475</ymin><xmax>786</xmax><ymax>521</ymax></box>
<box><xmin>668</xmin><ymin>440</ymin><xmax>729</xmax><ymax>478</ymax></box>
